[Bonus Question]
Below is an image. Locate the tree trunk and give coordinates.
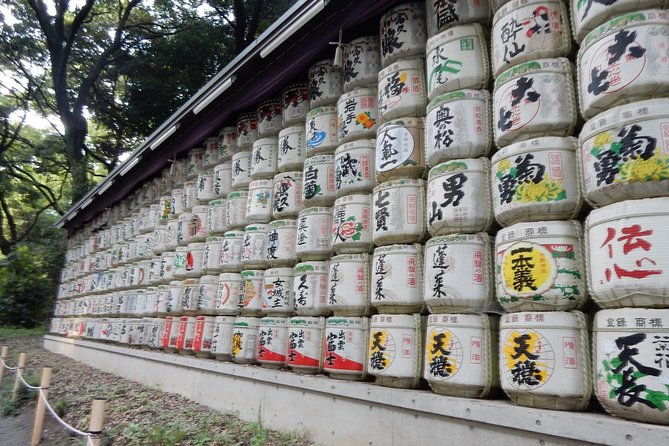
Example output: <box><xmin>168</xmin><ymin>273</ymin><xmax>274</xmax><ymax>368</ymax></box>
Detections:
<box><xmin>63</xmin><ymin>112</ymin><xmax>91</xmax><ymax>203</ymax></box>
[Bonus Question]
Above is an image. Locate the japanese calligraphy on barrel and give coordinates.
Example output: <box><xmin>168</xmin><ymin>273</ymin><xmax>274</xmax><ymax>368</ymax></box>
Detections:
<box><xmin>302</xmin><ymin>154</ymin><xmax>336</xmax><ymax>207</ymax></box>
<box><xmin>375</xmin><ymin>118</ymin><xmax>425</xmax><ymax>182</ymax></box>
<box><xmin>240</xmin><ymin>270</ymin><xmax>265</xmax><ymax>316</ymax></box>
<box><xmin>371</xmin><ymin>244</ymin><xmax>423</xmax><ymax>314</ymax></box>
<box><xmin>369</xmin><ymin>313</ymin><xmax>423</xmax><ymax>388</ymax></box>
<box><xmin>327</xmin><ymin>253</ymin><xmax>370</xmax><ymax>316</ymax></box>
<box><xmin>262</xmin><ymin>268</ymin><xmax>294</xmax><ymax>316</ymax></box>
<box><xmin>372</xmin><ymin>179</ymin><xmax>425</xmax><ymax>245</ymax></box>
<box><xmin>272</xmin><ymin>171</ymin><xmax>304</xmax><ymax>219</ymax></box>
<box><xmin>231</xmin><ymin>150</ymin><xmax>252</xmax><ymax>190</ymax></box>
<box><xmin>236</xmin><ymin>113</ymin><xmax>257</xmax><ymax>150</ymax></box>
<box><xmin>309</xmin><ymin>60</ymin><xmax>343</xmax><ymax>109</ymax></box>
<box><xmin>296</xmin><ymin>207</ymin><xmax>333</xmax><ymax>261</ymax></box>
<box><xmin>379</xmin><ymin>3</ymin><xmax>427</xmax><ymax>67</ymax></box>
<box><xmin>378</xmin><ymin>58</ymin><xmax>427</xmax><ymax>122</ymax></box>
<box><xmin>426</xmin><ymin>0</ymin><xmax>491</xmax><ymax>36</ymax></box>
<box><xmin>334</xmin><ymin>139</ymin><xmax>376</xmax><ymax>196</ymax></box>
<box><xmin>337</xmin><ymin>88</ymin><xmax>379</xmax><ymax>143</ymax></box>
<box><xmin>324</xmin><ymin>316</ymin><xmax>369</xmax><ymax>380</ymax></box>
<box><xmin>211</xmin><ymin>315</ymin><xmax>235</xmax><ymax>360</ymax></box>
<box><xmin>256</xmin><ymin>98</ymin><xmax>282</xmax><ymax>138</ymax></box>
<box><xmin>343</xmin><ymin>36</ymin><xmax>381</xmax><ymax>92</ymax></box>
<box><xmin>246</xmin><ymin>180</ymin><xmax>273</xmax><ymax>223</ymax></box>
<box><xmin>232</xmin><ymin>317</ymin><xmax>260</xmax><ymax>364</ymax></box>
<box><xmin>266</xmin><ymin>219</ymin><xmax>297</xmax><ymax>267</ymax></box>
<box><xmin>293</xmin><ymin>261</ymin><xmax>331</xmax><ymax>316</ymax></box>
<box><xmin>286</xmin><ymin>316</ymin><xmax>325</xmax><ymax>373</ymax></box>
<box><xmin>306</xmin><ymin>106</ymin><xmax>339</xmax><ymax>155</ymax></box>
<box><xmin>251</xmin><ymin>138</ymin><xmax>278</xmax><ymax>180</ymax></box>
<box><xmin>331</xmin><ymin>194</ymin><xmax>373</xmax><ymax>254</ymax></box>
<box><xmin>282</xmin><ymin>83</ymin><xmax>310</xmax><ymax>126</ymax></box>
<box><xmin>257</xmin><ymin>317</ymin><xmax>288</xmax><ymax>368</ymax></box>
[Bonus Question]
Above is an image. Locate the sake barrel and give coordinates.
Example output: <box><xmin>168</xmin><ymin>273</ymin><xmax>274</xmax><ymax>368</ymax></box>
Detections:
<box><xmin>377</xmin><ymin>59</ymin><xmax>427</xmax><ymax>122</ymax></box>
<box><xmin>343</xmin><ymin>36</ymin><xmax>382</xmax><ymax>92</ymax></box>
<box><xmin>282</xmin><ymin>83</ymin><xmax>310</xmax><ymax>126</ymax></box>
<box><xmin>594</xmin><ymin>308</ymin><xmax>669</xmax><ymax>424</ymax></box>
<box><xmin>184</xmin><ymin>242</ymin><xmax>204</xmax><ymax>278</ymax></box>
<box><xmin>426</xmin><ymin>0</ymin><xmax>492</xmax><ymax>36</ymax></box>
<box><xmin>171</xmin><ymin>188</ymin><xmax>184</xmax><ymax>218</ymax></box>
<box><xmin>183</xmin><ymin>181</ymin><xmax>197</xmax><ymax>212</ymax></box>
<box><xmin>180</xmin><ymin>278</ymin><xmax>200</xmax><ymax>315</ymax></box>
<box><xmin>232</xmin><ymin>317</ymin><xmax>260</xmax><ymax>364</ymax></box>
<box><xmin>218</xmin><ymin>126</ymin><xmax>238</xmax><ymax>161</ymax></box>
<box><xmin>196</xmin><ymin>275</ymin><xmax>218</xmax><ymax>315</ymax></box>
<box><xmin>491</xmin><ymin>0</ymin><xmax>572</xmax><ymax>77</ymax></box>
<box><xmin>159</xmin><ymin>196</ymin><xmax>173</xmax><ymax>224</ymax></box>
<box><xmin>236</xmin><ymin>112</ymin><xmax>257</xmax><ymax>150</ymax></box>
<box><xmin>207</xmin><ymin>199</ymin><xmax>228</xmax><ymax>235</ymax></box>
<box><xmin>225</xmin><ymin>191</ymin><xmax>248</xmax><ymax>230</ymax></box>
<box><xmin>213</xmin><ymin>161</ymin><xmax>232</xmax><ymax>198</ymax></box>
<box><xmin>240</xmin><ymin>269</ymin><xmax>264</xmax><ymax>316</ymax></box>
<box><xmin>571</xmin><ymin>0</ymin><xmax>669</xmax><ymax>42</ymax></box>
<box><xmin>266</xmin><ymin>219</ymin><xmax>297</xmax><ymax>267</ymax></box>
<box><xmin>246</xmin><ymin>180</ymin><xmax>273</xmax><ymax>223</ymax></box>
<box><xmin>579</xmin><ymin>99</ymin><xmax>669</xmax><ymax>208</ymax></box>
<box><xmin>369</xmin><ymin>313</ymin><xmax>423</xmax><ymax>388</ymax></box>
<box><xmin>196</xmin><ymin>171</ymin><xmax>215</xmax><ymax>204</ymax></box>
<box><xmin>334</xmin><ymin>140</ymin><xmax>376</xmax><ymax>196</ymax></box>
<box><xmin>241</xmin><ymin>224</ymin><xmax>268</xmax><ymax>269</ymax></box>
<box><xmin>176</xmin><ymin>316</ymin><xmax>197</xmax><ymax>354</ymax></box>
<box><xmin>426</xmin><ymin>25</ymin><xmax>491</xmax><ymax>101</ymax></box>
<box><xmin>327</xmin><ymin>254</ymin><xmax>370</xmax><ymax>316</ymax></box>
<box><xmin>211</xmin><ymin>315</ymin><xmax>235</xmax><ymax>360</ymax></box>
<box><xmin>424</xmin><ymin>234</ymin><xmax>493</xmax><ymax>313</ymax></box>
<box><xmin>257</xmin><ymin>316</ymin><xmax>289</xmax><ymax>368</ymax></box>
<box><xmin>586</xmin><ymin>197</ymin><xmax>669</xmax><ymax>308</ymax></box>
<box><xmin>173</xmin><ymin>158</ymin><xmax>188</xmax><ymax>187</ymax></box>
<box><xmin>173</xmin><ymin>246</ymin><xmax>188</xmax><ymax>278</ymax></box>
<box><xmin>337</xmin><ymin>88</ymin><xmax>379</xmax><ymax>143</ymax></box>
<box><xmin>166</xmin><ymin>280</ymin><xmax>185</xmax><ymax>316</ymax></box>
<box><xmin>193</xmin><ymin>315</ymin><xmax>215</xmax><ymax>357</ymax></box>
<box><xmin>250</xmin><ymin>137</ymin><xmax>278</xmax><ymax>180</ymax></box>
<box><xmin>263</xmin><ymin>267</ymin><xmax>295</xmax><ymax>315</ymax></box>
<box><xmin>176</xmin><ymin>213</ymin><xmax>192</xmax><ymax>246</ymax></box>
<box><xmin>293</xmin><ymin>261</ymin><xmax>330</xmax><ymax>316</ymax></box>
<box><xmin>272</xmin><ymin>172</ymin><xmax>303</xmax><ymax>219</ymax></box>
<box><xmin>372</xmin><ymin>179</ymin><xmax>425</xmax><ymax>245</ymax></box>
<box><xmin>296</xmin><ymin>207</ymin><xmax>333</xmax><ymax>261</ymax></box>
<box><xmin>189</xmin><ymin>206</ymin><xmax>209</xmax><ymax>242</ymax></box>
<box><xmin>231</xmin><ymin>151</ymin><xmax>252</xmax><ymax>190</ymax></box>
<box><xmin>494</xmin><ymin>58</ymin><xmax>577</xmax><ymax>148</ymax></box>
<box><xmin>372</xmin><ymin>244</ymin><xmax>423</xmax><ymax>313</ymax></box>
<box><xmin>577</xmin><ymin>10</ymin><xmax>669</xmax><ymax>120</ymax></box>
<box><xmin>302</xmin><ymin>154</ymin><xmax>336</xmax><ymax>207</ymax></box>
<box><xmin>331</xmin><ymin>194</ymin><xmax>373</xmax><ymax>254</ymax></box>
<box><xmin>496</xmin><ymin>220</ymin><xmax>588</xmax><ymax>311</ymax></box>
<box><xmin>277</xmin><ymin>126</ymin><xmax>306</xmax><ymax>172</ymax></box>
<box><xmin>324</xmin><ymin>316</ymin><xmax>369</xmax><ymax>380</ymax></box>
<box><xmin>426</xmin><ymin>90</ymin><xmax>492</xmax><ymax>166</ymax></box>
<box><xmin>379</xmin><ymin>3</ymin><xmax>427</xmax><ymax>66</ymax></box>
<box><xmin>162</xmin><ymin>315</ymin><xmax>179</xmax><ymax>351</ymax></box>
<box><xmin>187</xmin><ymin>148</ymin><xmax>205</xmax><ymax>180</ymax></box>
<box><xmin>309</xmin><ymin>60</ymin><xmax>343</xmax><ymax>109</ymax></box>
<box><xmin>306</xmin><ymin>107</ymin><xmax>339</xmax><ymax>155</ymax></box>
<box><xmin>216</xmin><ymin>273</ymin><xmax>242</xmax><ymax>315</ymax></box>
<box><xmin>156</xmin><ymin>284</ymin><xmax>170</xmax><ymax>316</ymax></box>
<box><xmin>424</xmin><ymin>313</ymin><xmax>499</xmax><ymax>398</ymax></box>
<box><xmin>426</xmin><ymin>158</ymin><xmax>493</xmax><ymax>235</ymax></box>
<box><xmin>286</xmin><ymin>316</ymin><xmax>325</xmax><ymax>373</ymax></box>
<box><xmin>203</xmin><ymin>137</ymin><xmax>221</xmax><ymax>169</ymax></box>
<box><xmin>219</xmin><ymin>230</ymin><xmax>244</xmax><ymax>272</ymax></box>
<box><xmin>499</xmin><ymin>310</ymin><xmax>591</xmax><ymax>411</ymax></box>
<box><xmin>256</xmin><ymin>98</ymin><xmax>282</xmax><ymax>138</ymax></box>
<box><xmin>375</xmin><ymin>118</ymin><xmax>425</xmax><ymax>182</ymax></box>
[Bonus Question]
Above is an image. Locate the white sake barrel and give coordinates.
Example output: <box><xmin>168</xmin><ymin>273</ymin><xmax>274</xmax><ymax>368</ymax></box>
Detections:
<box><xmin>586</xmin><ymin>197</ymin><xmax>669</xmax><ymax>308</ymax></box>
<box><xmin>190</xmin><ymin>205</ymin><xmax>209</xmax><ymax>242</ymax></box>
<box><xmin>187</xmin><ymin>148</ymin><xmax>205</xmax><ymax>180</ymax></box>
<box><xmin>572</xmin><ymin>0</ymin><xmax>669</xmax><ymax>42</ymax></box>
<box><xmin>159</xmin><ymin>195</ymin><xmax>172</xmax><ymax>225</ymax></box>
<box><xmin>232</xmin><ymin>317</ymin><xmax>260</xmax><ymax>364</ymax></box>
<box><xmin>343</xmin><ymin>36</ymin><xmax>381</xmax><ymax>92</ymax></box>
<box><xmin>286</xmin><ymin>316</ymin><xmax>325</xmax><ymax>373</ymax></box>
<box><xmin>332</xmin><ymin>194</ymin><xmax>373</xmax><ymax>254</ymax></box>
<box><xmin>494</xmin><ymin>58</ymin><xmax>577</xmax><ymax>148</ymax></box>
<box><xmin>578</xmin><ymin>10</ymin><xmax>669</xmax><ymax>120</ymax></box>
<box><xmin>296</xmin><ymin>207</ymin><xmax>332</xmax><ymax>261</ymax></box>
<box><xmin>282</xmin><ymin>83</ymin><xmax>310</xmax><ymax>126</ymax></box>
<box><xmin>492</xmin><ymin>137</ymin><xmax>581</xmax><ymax>226</ymax></box>
<box><xmin>309</xmin><ymin>60</ymin><xmax>343</xmax><ymax>108</ymax></box>
<box><xmin>302</xmin><ymin>154</ymin><xmax>336</xmax><ymax>207</ymax></box>
<box><xmin>594</xmin><ymin>308</ymin><xmax>669</xmax><ymax>424</ymax></box>
<box><xmin>176</xmin><ymin>315</ymin><xmax>197</xmax><ymax>354</ymax></box>
<box><xmin>266</xmin><ymin>219</ymin><xmax>297</xmax><ymax>267</ymax></box>
<box><xmin>426</xmin><ymin>0</ymin><xmax>491</xmax><ymax>36</ymax></box>
<box><xmin>375</xmin><ymin>118</ymin><xmax>425</xmax><ymax>182</ymax></box>
<box><xmin>496</xmin><ymin>220</ymin><xmax>587</xmax><ymax>311</ymax></box>
<box><xmin>203</xmin><ymin>137</ymin><xmax>220</xmax><ymax>169</ymax></box>
<box><xmin>293</xmin><ymin>261</ymin><xmax>330</xmax><ymax>316</ymax></box>
<box><xmin>377</xmin><ymin>59</ymin><xmax>427</xmax><ymax>121</ymax></box>
<box><xmin>246</xmin><ymin>179</ymin><xmax>273</xmax><ymax>223</ymax></box>
<box><xmin>256</xmin><ymin>98</ymin><xmax>282</xmax><ymax>138</ymax></box>
<box><xmin>426</xmin><ymin>90</ymin><xmax>492</xmax><ymax>166</ymax></box>
<box><xmin>372</xmin><ymin>244</ymin><xmax>423</xmax><ymax>313</ymax></box>
<box><xmin>277</xmin><ymin>126</ymin><xmax>306</xmax><ymax>172</ymax></box>
<box><xmin>263</xmin><ymin>267</ymin><xmax>294</xmax><ymax>315</ymax></box>
<box><xmin>499</xmin><ymin>311</ymin><xmax>591</xmax><ymax>411</ymax></box>
<box><xmin>424</xmin><ymin>234</ymin><xmax>493</xmax><ymax>313</ymax></box>
<box><xmin>193</xmin><ymin>315</ymin><xmax>215</xmax><ymax>357</ymax></box>
<box><xmin>426</xmin><ymin>158</ymin><xmax>493</xmax><ymax>235</ymax></box>
<box><xmin>240</xmin><ymin>269</ymin><xmax>264</xmax><ymax>316</ymax></box>
<box><xmin>225</xmin><ymin>191</ymin><xmax>248</xmax><ymax>230</ymax></box>
<box><xmin>218</xmin><ymin>126</ymin><xmax>238</xmax><ymax>161</ymax></box>
<box><xmin>162</xmin><ymin>220</ymin><xmax>177</xmax><ymax>253</ymax></box>
<box><xmin>181</xmin><ymin>278</ymin><xmax>200</xmax><ymax>315</ymax></box>
<box><xmin>272</xmin><ymin>172</ymin><xmax>303</xmax><ymax>219</ymax></box>
<box><xmin>306</xmin><ymin>106</ymin><xmax>339</xmax><ymax>155</ymax></box>
<box><xmin>173</xmin><ymin>246</ymin><xmax>188</xmax><ymax>278</ymax></box>
<box><xmin>241</xmin><ymin>224</ymin><xmax>268</xmax><ymax>269</ymax></box>
<box><xmin>211</xmin><ymin>315</ymin><xmax>235</xmax><ymax>360</ymax></box>
<box><xmin>257</xmin><ymin>316</ymin><xmax>289</xmax><ymax>368</ymax></box>
<box><xmin>424</xmin><ymin>314</ymin><xmax>499</xmax><ymax>398</ymax></box>
<box><xmin>196</xmin><ymin>275</ymin><xmax>218</xmax><ymax>315</ymax></box>
<box><xmin>372</xmin><ymin>179</ymin><xmax>425</xmax><ymax>245</ymax></box>
<box><xmin>369</xmin><ymin>313</ymin><xmax>423</xmax><ymax>388</ymax></box>
<box><xmin>231</xmin><ymin>150</ymin><xmax>252</xmax><ymax>190</ymax></box>
<box><xmin>216</xmin><ymin>273</ymin><xmax>242</xmax><ymax>315</ymax></box>
<box><xmin>379</xmin><ymin>3</ymin><xmax>427</xmax><ymax>66</ymax></box>
<box><xmin>148</xmin><ymin>318</ymin><xmax>165</xmax><ymax>349</ymax></box>
<box><xmin>171</xmin><ymin>188</ymin><xmax>184</xmax><ymax>218</ymax></box>
<box><xmin>426</xmin><ymin>26</ymin><xmax>490</xmax><ymax>102</ymax></box>
<box><xmin>166</xmin><ymin>280</ymin><xmax>184</xmax><ymax>315</ymax></box>
<box><xmin>184</xmin><ymin>242</ymin><xmax>204</xmax><ymax>278</ymax></box>
<box><xmin>173</xmin><ymin>158</ymin><xmax>189</xmax><ymax>187</ymax></box>
<box><xmin>579</xmin><ymin>99</ymin><xmax>669</xmax><ymax>208</ymax></box>
<box><xmin>236</xmin><ymin>113</ymin><xmax>257</xmax><ymax>150</ymax></box>
<box><xmin>324</xmin><ymin>316</ymin><xmax>369</xmax><ymax>380</ymax></box>
<box><xmin>337</xmin><ymin>88</ymin><xmax>379</xmax><ymax>143</ymax></box>
<box><xmin>183</xmin><ymin>181</ymin><xmax>197</xmax><ymax>212</ymax></box>
<box><xmin>327</xmin><ymin>254</ymin><xmax>370</xmax><ymax>316</ymax></box>
<box><xmin>213</xmin><ymin>161</ymin><xmax>232</xmax><ymax>198</ymax></box>
<box><xmin>162</xmin><ymin>315</ymin><xmax>180</xmax><ymax>351</ymax></box>
<box><xmin>156</xmin><ymin>284</ymin><xmax>170</xmax><ymax>316</ymax></box>
<box><xmin>219</xmin><ymin>230</ymin><xmax>244</xmax><ymax>272</ymax></box>
<box><xmin>250</xmin><ymin>137</ymin><xmax>278</xmax><ymax>180</ymax></box>
<box><xmin>196</xmin><ymin>171</ymin><xmax>215</xmax><ymax>204</ymax></box>
<box><xmin>334</xmin><ymin>140</ymin><xmax>376</xmax><ymax>196</ymax></box>
<box><xmin>176</xmin><ymin>213</ymin><xmax>192</xmax><ymax>246</ymax></box>
<box><xmin>207</xmin><ymin>200</ymin><xmax>227</xmax><ymax>236</ymax></box>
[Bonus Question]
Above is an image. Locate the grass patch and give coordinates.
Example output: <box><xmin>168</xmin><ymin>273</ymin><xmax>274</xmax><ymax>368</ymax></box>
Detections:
<box><xmin>0</xmin><ymin>326</ymin><xmax>46</xmax><ymax>340</ymax></box>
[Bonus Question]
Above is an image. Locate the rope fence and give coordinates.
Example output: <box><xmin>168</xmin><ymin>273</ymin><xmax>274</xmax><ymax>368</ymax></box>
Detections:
<box><xmin>0</xmin><ymin>346</ymin><xmax>105</xmax><ymax>446</ymax></box>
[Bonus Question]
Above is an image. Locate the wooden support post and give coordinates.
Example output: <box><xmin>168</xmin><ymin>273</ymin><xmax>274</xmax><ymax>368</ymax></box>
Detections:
<box><xmin>31</xmin><ymin>367</ymin><xmax>52</xmax><ymax>446</ymax></box>
<box><xmin>0</xmin><ymin>345</ymin><xmax>8</xmax><ymax>386</ymax></box>
<box><xmin>88</xmin><ymin>397</ymin><xmax>107</xmax><ymax>446</ymax></box>
<box><xmin>12</xmin><ymin>352</ymin><xmax>27</xmax><ymax>401</ymax></box>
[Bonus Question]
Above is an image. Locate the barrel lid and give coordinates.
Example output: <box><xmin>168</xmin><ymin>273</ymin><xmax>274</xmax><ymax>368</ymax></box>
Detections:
<box><xmin>373</xmin><ymin>243</ymin><xmax>422</xmax><ymax>255</ymax></box>
<box><xmin>192</xmin><ymin>205</ymin><xmax>208</xmax><ymax>212</ymax></box>
<box><xmin>331</xmin><ymin>253</ymin><xmax>369</xmax><ymax>262</ymax></box>
<box><xmin>260</xmin><ymin>316</ymin><xmax>288</xmax><ymax>325</ymax></box>
<box><xmin>249</xmin><ymin>179</ymin><xmax>274</xmax><ymax>188</ymax></box>
<box><xmin>269</xmin><ymin>219</ymin><xmax>297</xmax><ymax>229</ymax></box>
<box><xmin>334</xmin><ymin>193</ymin><xmax>371</xmax><ymax>207</ymax></box>
<box><xmin>496</xmin><ymin>220</ymin><xmax>581</xmax><ymax>245</ymax></box>
<box><xmin>232</xmin><ymin>150</ymin><xmax>251</xmax><ymax>159</ymax></box>
<box><xmin>304</xmin><ymin>154</ymin><xmax>335</xmax><ymax>166</ymax></box>
<box><xmin>326</xmin><ymin>316</ymin><xmax>367</xmax><ymax>327</ymax></box>
<box><xmin>274</xmin><ymin>171</ymin><xmax>303</xmax><ymax>181</ymax></box>
<box><xmin>495</xmin><ymin>58</ymin><xmax>571</xmax><ymax>89</ymax></box>
<box><xmin>213</xmin><ymin>161</ymin><xmax>232</xmax><ymax>170</ymax></box>
<box><xmin>218</xmin><ymin>126</ymin><xmax>237</xmax><ymax>134</ymax></box>
<box><xmin>183</xmin><ymin>278</ymin><xmax>199</xmax><ymax>285</ymax></box>
<box><xmin>237</xmin><ymin>112</ymin><xmax>257</xmax><ymax>121</ymax></box>
<box><xmin>282</xmin><ymin>82</ymin><xmax>308</xmax><ymax>93</ymax></box>
<box><xmin>240</xmin><ymin>269</ymin><xmax>264</xmax><ymax>278</ymax></box>
<box><xmin>428</xmin><ymin>158</ymin><xmax>489</xmax><ymax>180</ymax></box>
<box><xmin>370</xmin><ymin>313</ymin><xmax>417</xmax><ymax>326</ymax></box>
<box><xmin>253</xmin><ymin>137</ymin><xmax>278</xmax><ymax>147</ymax></box>
<box><xmin>500</xmin><ymin>310</ymin><xmax>583</xmax><ymax>329</ymax></box>
<box><xmin>218</xmin><ymin>272</ymin><xmax>241</xmax><ymax>279</ymax></box>
<box><xmin>208</xmin><ymin>199</ymin><xmax>226</xmax><ymax>206</ymax></box>
<box><xmin>278</xmin><ymin>125</ymin><xmax>304</xmax><ymax>136</ymax></box>
<box><xmin>306</xmin><ymin>106</ymin><xmax>338</xmax><ymax>118</ymax></box>
<box><xmin>199</xmin><ymin>275</ymin><xmax>219</xmax><ymax>282</ymax></box>
<box><xmin>426</xmin><ymin>23</ymin><xmax>484</xmax><ymax>53</ymax></box>
<box><xmin>187</xmin><ymin>242</ymin><xmax>205</xmax><ymax>249</ymax></box>
<box><xmin>337</xmin><ymin>87</ymin><xmax>378</xmax><ymax>103</ymax></box>
<box><xmin>377</xmin><ymin>117</ymin><xmax>425</xmax><ymax>132</ymax></box>
<box><xmin>223</xmin><ymin>230</ymin><xmax>244</xmax><ymax>238</ymax></box>
<box><xmin>594</xmin><ymin>308</ymin><xmax>669</xmax><ymax>330</ymax></box>
<box><xmin>309</xmin><ymin>59</ymin><xmax>335</xmax><ymax>70</ymax></box>
<box><xmin>289</xmin><ymin>316</ymin><xmax>325</xmax><ymax>327</ymax></box>
<box><xmin>580</xmin><ymin>10</ymin><xmax>668</xmax><ymax>52</ymax></box>
<box><xmin>244</xmin><ymin>224</ymin><xmax>268</xmax><ymax>232</ymax></box>
<box><xmin>348</xmin><ymin>35</ymin><xmax>379</xmax><ymax>45</ymax></box>
<box><xmin>492</xmin><ymin>136</ymin><xmax>577</xmax><ymax>164</ymax></box>
<box><xmin>373</xmin><ymin>178</ymin><xmax>424</xmax><ymax>191</ymax></box>
<box><xmin>265</xmin><ymin>267</ymin><xmax>295</xmax><ymax>276</ymax></box>
<box><xmin>214</xmin><ymin>315</ymin><xmax>236</xmax><ymax>322</ymax></box>
<box><xmin>335</xmin><ymin>138</ymin><xmax>376</xmax><ymax>154</ymax></box>
<box><xmin>427</xmin><ymin>89</ymin><xmax>490</xmax><ymax>114</ymax></box>
<box><xmin>257</xmin><ymin>97</ymin><xmax>282</xmax><ymax>107</ymax></box>
<box><xmin>378</xmin><ymin>57</ymin><xmax>425</xmax><ymax>79</ymax></box>
<box><xmin>198</xmin><ymin>170</ymin><xmax>213</xmax><ymax>176</ymax></box>
<box><xmin>294</xmin><ymin>261</ymin><xmax>330</xmax><ymax>273</ymax></box>
<box><xmin>586</xmin><ymin>197</ymin><xmax>669</xmax><ymax>228</ymax></box>
<box><xmin>175</xmin><ymin>246</ymin><xmax>189</xmax><ymax>252</ymax></box>
<box><xmin>579</xmin><ymin>98</ymin><xmax>669</xmax><ymax>142</ymax></box>
<box><xmin>299</xmin><ymin>206</ymin><xmax>332</xmax><ymax>215</ymax></box>
<box><xmin>234</xmin><ymin>317</ymin><xmax>262</xmax><ymax>327</ymax></box>
<box><xmin>226</xmin><ymin>191</ymin><xmax>248</xmax><ymax>199</ymax></box>
<box><xmin>161</xmin><ymin>250</ymin><xmax>176</xmax><ymax>257</ymax></box>
<box><xmin>427</xmin><ymin>313</ymin><xmax>487</xmax><ymax>328</ymax></box>
<box><xmin>426</xmin><ymin>233</ymin><xmax>490</xmax><ymax>246</ymax></box>
<box><xmin>205</xmin><ymin>236</ymin><xmax>224</xmax><ymax>242</ymax></box>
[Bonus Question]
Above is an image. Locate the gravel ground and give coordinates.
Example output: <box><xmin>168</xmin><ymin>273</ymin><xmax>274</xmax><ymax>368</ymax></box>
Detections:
<box><xmin>0</xmin><ymin>335</ymin><xmax>315</xmax><ymax>445</ymax></box>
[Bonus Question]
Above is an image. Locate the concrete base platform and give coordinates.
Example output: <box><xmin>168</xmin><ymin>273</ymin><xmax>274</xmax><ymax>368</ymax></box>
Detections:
<box><xmin>44</xmin><ymin>335</ymin><xmax>669</xmax><ymax>446</ymax></box>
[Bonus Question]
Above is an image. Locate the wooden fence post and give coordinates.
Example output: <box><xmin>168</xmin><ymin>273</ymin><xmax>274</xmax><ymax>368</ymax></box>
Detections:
<box><xmin>31</xmin><ymin>366</ymin><xmax>52</xmax><ymax>446</ymax></box>
<box><xmin>0</xmin><ymin>345</ymin><xmax>8</xmax><ymax>386</ymax></box>
<box><xmin>11</xmin><ymin>352</ymin><xmax>27</xmax><ymax>401</ymax></box>
<box><xmin>88</xmin><ymin>397</ymin><xmax>107</xmax><ymax>446</ymax></box>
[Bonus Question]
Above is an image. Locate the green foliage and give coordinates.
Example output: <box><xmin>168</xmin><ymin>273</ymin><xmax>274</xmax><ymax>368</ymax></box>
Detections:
<box><xmin>0</xmin><ymin>326</ymin><xmax>46</xmax><ymax>339</ymax></box>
